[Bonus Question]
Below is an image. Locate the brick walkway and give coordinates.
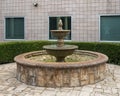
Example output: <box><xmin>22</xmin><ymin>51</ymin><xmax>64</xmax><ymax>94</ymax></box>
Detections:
<box><xmin>0</xmin><ymin>63</ymin><xmax>120</xmax><ymax>96</ymax></box>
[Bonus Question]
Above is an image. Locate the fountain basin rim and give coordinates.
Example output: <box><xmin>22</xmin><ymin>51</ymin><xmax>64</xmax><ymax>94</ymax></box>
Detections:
<box><xmin>43</xmin><ymin>45</ymin><xmax>78</xmax><ymax>50</ymax></box>
<box><xmin>51</xmin><ymin>30</ymin><xmax>70</xmax><ymax>32</ymax></box>
<box><xmin>14</xmin><ymin>50</ymin><xmax>108</xmax><ymax>68</ymax></box>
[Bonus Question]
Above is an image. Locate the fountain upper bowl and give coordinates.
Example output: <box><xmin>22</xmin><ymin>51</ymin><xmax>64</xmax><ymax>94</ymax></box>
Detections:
<box><xmin>51</xmin><ymin>30</ymin><xmax>70</xmax><ymax>38</ymax></box>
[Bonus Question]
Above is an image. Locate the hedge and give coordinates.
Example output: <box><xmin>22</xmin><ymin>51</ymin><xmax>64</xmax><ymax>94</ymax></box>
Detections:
<box><xmin>0</xmin><ymin>41</ymin><xmax>54</xmax><ymax>64</ymax></box>
<box><xmin>0</xmin><ymin>40</ymin><xmax>120</xmax><ymax>65</ymax></box>
<box><xmin>66</xmin><ymin>42</ymin><xmax>120</xmax><ymax>65</ymax></box>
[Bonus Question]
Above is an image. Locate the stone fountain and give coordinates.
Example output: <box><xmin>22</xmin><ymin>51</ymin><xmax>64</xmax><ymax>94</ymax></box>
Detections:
<box><xmin>14</xmin><ymin>19</ymin><xmax>108</xmax><ymax>87</ymax></box>
<box><xmin>43</xmin><ymin>19</ymin><xmax>78</xmax><ymax>62</ymax></box>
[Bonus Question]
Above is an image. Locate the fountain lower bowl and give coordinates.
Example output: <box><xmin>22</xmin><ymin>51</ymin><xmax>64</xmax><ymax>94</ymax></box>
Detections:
<box><xmin>14</xmin><ymin>50</ymin><xmax>108</xmax><ymax>87</ymax></box>
<box><xmin>43</xmin><ymin>45</ymin><xmax>78</xmax><ymax>62</ymax></box>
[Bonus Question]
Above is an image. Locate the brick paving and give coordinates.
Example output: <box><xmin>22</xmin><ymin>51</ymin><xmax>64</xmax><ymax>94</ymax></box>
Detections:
<box><xmin>0</xmin><ymin>63</ymin><xmax>120</xmax><ymax>96</ymax></box>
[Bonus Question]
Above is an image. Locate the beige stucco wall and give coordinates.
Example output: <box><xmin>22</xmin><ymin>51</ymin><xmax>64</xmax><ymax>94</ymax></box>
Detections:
<box><xmin>0</xmin><ymin>0</ymin><xmax>120</xmax><ymax>42</ymax></box>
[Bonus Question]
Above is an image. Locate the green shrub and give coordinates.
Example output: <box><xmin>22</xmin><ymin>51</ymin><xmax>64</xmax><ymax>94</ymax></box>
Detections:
<box><xmin>0</xmin><ymin>41</ymin><xmax>120</xmax><ymax>65</ymax></box>
<box><xmin>66</xmin><ymin>42</ymin><xmax>120</xmax><ymax>65</ymax></box>
<box><xmin>0</xmin><ymin>41</ymin><xmax>53</xmax><ymax>64</ymax></box>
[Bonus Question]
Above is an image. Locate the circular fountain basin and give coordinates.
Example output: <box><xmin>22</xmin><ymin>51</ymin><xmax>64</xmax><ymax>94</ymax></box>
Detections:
<box><xmin>14</xmin><ymin>50</ymin><xmax>108</xmax><ymax>87</ymax></box>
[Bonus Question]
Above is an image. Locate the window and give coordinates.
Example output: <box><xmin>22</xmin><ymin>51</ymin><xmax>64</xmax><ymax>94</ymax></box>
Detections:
<box><xmin>5</xmin><ymin>17</ymin><xmax>24</xmax><ymax>39</ymax></box>
<box><xmin>49</xmin><ymin>16</ymin><xmax>71</xmax><ymax>40</ymax></box>
<box><xmin>100</xmin><ymin>16</ymin><xmax>120</xmax><ymax>41</ymax></box>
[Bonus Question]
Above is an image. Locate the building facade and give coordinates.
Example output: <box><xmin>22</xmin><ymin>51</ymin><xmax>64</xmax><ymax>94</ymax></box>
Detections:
<box><xmin>0</xmin><ymin>0</ymin><xmax>120</xmax><ymax>42</ymax></box>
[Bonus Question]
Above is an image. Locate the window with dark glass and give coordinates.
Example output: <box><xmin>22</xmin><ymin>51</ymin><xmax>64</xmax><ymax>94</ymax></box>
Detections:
<box><xmin>5</xmin><ymin>18</ymin><xmax>24</xmax><ymax>39</ymax></box>
<box><xmin>100</xmin><ymin>16</ymin><xmax>120</xmax><ymax>41</ymax></box>
<box><xmin>49</xmin><ymin>16</ymin><xmax>71</xmax><ymax>40</ymax></box>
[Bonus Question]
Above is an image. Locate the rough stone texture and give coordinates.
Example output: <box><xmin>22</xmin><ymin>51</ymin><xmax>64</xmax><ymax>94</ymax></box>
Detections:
<box><xmin>16</xmin><ymin>62</ymin><xmax>106</xmax><ymax>87</ymax></box>
<box><xmin>0</xmin><ymin>63</ymin><xmax>120</xmax><ymax>96</ymax></box>
<box><xmin>15</xmin><ymin>50</ymin><xmax>108</xmax><ymax>87</ymax></box>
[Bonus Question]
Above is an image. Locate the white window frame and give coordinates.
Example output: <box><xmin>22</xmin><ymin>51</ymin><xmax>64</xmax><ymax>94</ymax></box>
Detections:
<box><xmin>99</xmin><ymin>14</ymin><xmax>120</xmax><ymax>42</ymax></box>
<box><xmin>4</xmin><ymin>16</ymin><xmax>25</xmax><ymax>40</ymax></box>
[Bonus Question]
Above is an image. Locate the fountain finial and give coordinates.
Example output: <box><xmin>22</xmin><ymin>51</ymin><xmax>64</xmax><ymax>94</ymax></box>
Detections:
<box><xmin>58</xmin><ymin>19</ymin><xmax>63</xmax><ymax>30</ymax></box>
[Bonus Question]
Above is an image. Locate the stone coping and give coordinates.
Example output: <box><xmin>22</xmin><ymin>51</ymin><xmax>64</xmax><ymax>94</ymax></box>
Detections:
<box><xmin>50</xmin><ymin>30</ymin><xmax>70</xmax><ymax>32</ymax></box>
<box><xmin>43</xmin><ymin>45</ymin><xmax>78</xmax><ymax>50</ymax></box>
<box><xmin>14</xmin><ymin>50</ymin><xmax>108</xmax><ymax>68</ymax></box>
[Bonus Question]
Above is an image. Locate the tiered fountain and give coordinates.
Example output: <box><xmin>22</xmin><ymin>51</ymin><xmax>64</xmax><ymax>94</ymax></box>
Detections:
<box><xmin>14</xmin><ymin>19</ymin><xmax>108</xmax><ymax>87</ymax></box>
<box><xmin>43</xmin><ymin>19</ymin><xmax>78</xmax><ymax>62</ymax></box>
